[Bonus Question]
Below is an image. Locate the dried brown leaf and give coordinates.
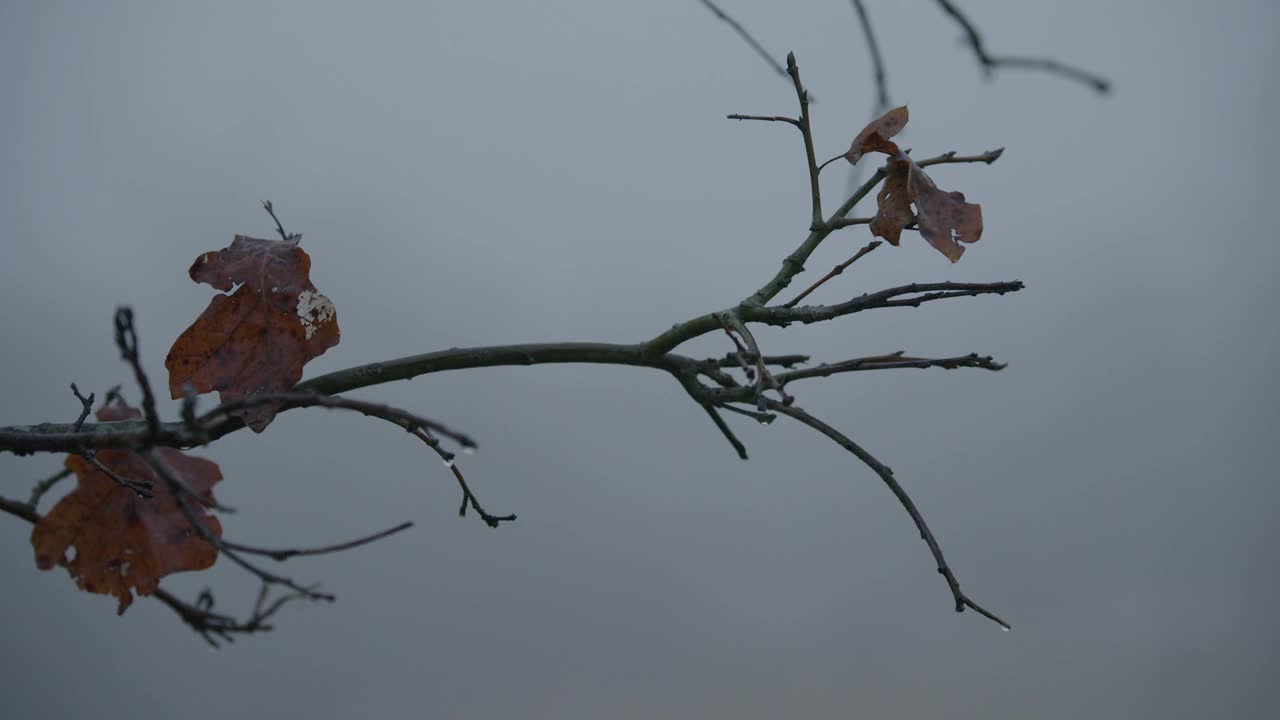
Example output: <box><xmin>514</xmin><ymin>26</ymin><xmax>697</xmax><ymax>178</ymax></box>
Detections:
<box><xmin>870</xmin><ymin>158</ymin><xmax>914</xmax><ymax>246</ymax></box>
<box><xmin>165</xmin><ymin>235</ymin><xmax>340</xmax><ymax>431</ymax></box>
<box><xmin>31</xmin><ymin>403</ymin><xmax>223</xmax><ymax>614</ymax></box>
<box><xmin>909</xmin><ymin>165</ymin><xmax>983</xmax><ymax>263</ymax></box>
<box><xmin>845</xmin><ymin>105</ymin><xmax>909</xmax><ymax>165</ymax></box>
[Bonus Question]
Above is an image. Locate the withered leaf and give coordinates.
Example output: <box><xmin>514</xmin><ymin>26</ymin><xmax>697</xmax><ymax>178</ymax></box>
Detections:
<box><xmin>908</xmin><ymin>165</ymin><xmax>983</xmax><ymax>263</ymax></box>
<box><xmin>845</xmin><ymin>105</ymin><xmax>909</xmax><ymax>165</ymax></box>
<box><xmin>165</xmin><ymin>235</ymin><xmax>339</xmax><ymax>431</ymax></box>
<box><xmin>869</xmin><ymin>159</ymin><xmax>984</xmax><ymax>263</ymax></box>
<box><xmin>870</xmin><ymin>158</ymin><xmax>914</xmax><ymax>246</ymax></box>
<box><xmin>31</xmin><ymin>403</ymin><xmax>223</xmax><ymax>615</ymax></box>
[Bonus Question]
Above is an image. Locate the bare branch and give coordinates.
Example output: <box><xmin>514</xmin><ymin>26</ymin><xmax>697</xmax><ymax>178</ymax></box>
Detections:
<box><xmin>202</xmin><ymin>392</ymin><xmax>477</xmax><ymax>450</ymax></box>
<box><xmin>153</xmin><ymin>585</ymin><xmax>307</xmax><ymax>649</ymax></box>
<box><xmin>850</xmin><ymin>0</ymin><xmax>890</xmax><ymax>113</ymax></box>
<box><xmin>767</xmin><ymin>401</ymin><xmax>1010</xmax><ymax>629</ymax></box>
<box><xmin>143</xmin><ymin>450</ymin><xmax>334</xmax><ymax>603</ymax></box>
<box><xmin>717</xmin><ymin>402</ymin><xmax>775</xmax><ymax>425</ymax></box>
<box><xmin>736</xmin><ymin>158</ymin><xmax>886</xmax><ymax>308</ymax></box>
<box><xmin>917</xmin><ymin>147</ymin><xmax>1005</xmax><ymax>167</ymax></box>
<box><xmin>77</xmin><ymin>450</ymin><xmax>155</xmax><ymax>498</ymax></box>
<box><xmin>935</xmin><ymin>0</ymin><xmax>1110</xmax><ymax>93</ymax></box>
<box><xmin>727</xmin><ymin>114</ymin><xmax>799</xmax><ymax>126</ymax></box>
<box><xmin>442</xmin><ymin>451</ymin><xmax>517</xmax><ymax>528</ymax></box>
<box><xmin>783</xmin><ymin>240</ymin><xmax>882</xmax><ymax>308</ymax></box>
<box><xmin>712</xmin><ymin>352</ymin><xmax>1005</xmax><ymax>405</ymax></box>
<box><xmin>700</xmin><ymin>401</ymin><xmax>749</xmax><ymax>459</ymax></box>
<box><xmin>697</xmin><ymin>0</ymin><xmax>791</xmax><ymax>87</ymax></box>
<box><xmin>261</xmin><ymin>199</ymin><xmax>299</xmax><ymax>242</ymax></box>
<box><xmin>775</xmin><ymin>352</ymin><xmax>1005</xmax><ymax>384</ymax></box>
<box><xmin>69</xmin><ymin>384</ymin><xmax>94</xmax><ymax>430</ymax></box>
<box><xmin>0</xmin><ymin>495</ymin><xmax>40</xmax><ymax>524</ymax></box>
<box><xmin>706</xmin><ymin>353</ymin><xmax>809</xmax><ymax>369</ymax></box>
<box><xmin>113</xmin><ymin>307</ymin><xmax>160</xmax><ymax>438</ymax></box>
<box><xmin>27</xmin><ymin>467</ymin><xmax>73</xmax><ymax>508</ymax></box>
<box><xmin>722</xmin><ymin>313</ymin><xmax>793</xmax><ymax>409</ymax></box>
<box><xmin>755</xmin><ymin>281</ymin><xmax>1025</xmax><ymax>326</ymax></box>
<box><xmin>223</xmin><ymin>521</ymin><xmax>414</xmax><ymax>562</ymax></box>
<box><xmin>785</xmin><ymin>53</ymin><xmax>824</xmax><ymax>230</ymax></box>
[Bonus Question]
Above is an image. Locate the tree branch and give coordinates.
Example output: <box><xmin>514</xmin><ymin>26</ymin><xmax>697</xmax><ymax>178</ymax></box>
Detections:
<box><xmin>850</xmin><ymin>0</ymin><xmax>890</xmax><ymax>113</ymax></box>
<box><xmin>711</xmin><ymin>352</ymin><xmax>1005</xmax><ymax>405</ymax></box>
<box><xmin>142</xmin><ymin>450</ymin><xmax>335</xmax><ymax>603</ymax></box>
<box><xmin>767</xmin><ymin>401</ymin><xmax>1010</xmax><ymax>629</ymax></box>
<box><xmin>753</xmin><ymin>281</ymin><xmax>1025</xmax><ymax>326</ymax></box>
<box><xmin>934</xmin><ymin>0</ymin><xmax>1110</xmax><ymax>93</ymax></box>
<box><xmin>785</xmin><ymin>53</ymin><xmax>824</xmax><ymax>230</ymax></box>
<box><xmin>783</xmin><ymin>240</ymin><xmax>882</xmax><ymax>308</ymax></box>
<box><xmin>222</xmin><ymin>521</ymin><xmax>414</xmax><ymax>562</ymax></box>
<box><xmin>697</xmin><ymin>0</ymin><xmax>793</xmax><ymax>90</ymax></box>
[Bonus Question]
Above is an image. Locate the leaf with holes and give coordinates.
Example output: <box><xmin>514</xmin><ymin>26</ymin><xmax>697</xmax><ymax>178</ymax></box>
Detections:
<box><xmin>845</xmin><ymin>105</ymin><xmax>909</xmax><ymax>165</ymax></box>
<box><xmin>165</xmin><ymin>234</ymin><xmax>339</xmax><ymax>431</ymax></box>
<box><xmin>30</xmin><ymin>402</ymin><xmax>223</xmax><ymax>614</ymax></box>
<box><xmin>909</xmin><ymin>164</ymin><xmax>983</xmax><ymax>262</ymax></box>
<box><xmin>870</xmin><ymin>158</ymin><xmax>984</xmax><ymax>263</ymax></box>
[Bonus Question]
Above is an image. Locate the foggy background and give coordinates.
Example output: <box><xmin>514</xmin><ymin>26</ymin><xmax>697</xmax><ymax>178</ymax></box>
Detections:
<box><xmin>2</xmin><ymin>1</ymin><xmax>1277</xmax><ymax>717</ymax></box>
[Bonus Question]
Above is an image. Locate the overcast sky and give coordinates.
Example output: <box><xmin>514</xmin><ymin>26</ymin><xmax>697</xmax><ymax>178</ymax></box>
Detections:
<box><xmin>2</xmin><ymin>1</ymin><xmax>1277</xmax><ymax>718</ymax></box>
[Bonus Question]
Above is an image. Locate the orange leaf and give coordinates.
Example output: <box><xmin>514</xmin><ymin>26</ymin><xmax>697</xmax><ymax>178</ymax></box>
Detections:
<box><xmin>845</xmin><ymin>106</ymin><xmax>909</xmax><ymax>165</ymax></box>
<box><xmin>165</xmin><ymin>235</ymin><xmax>340</xmax><ymax>431</ymax></box>
<box><xmin>909</xmin><ymin>165</ymin><xmax>983</xmax><ymax>263</ymax></box>
<box><xmin>31</xmin><ymin>403</ymin><xmax>223</xmax><ymax>615</ymax></box>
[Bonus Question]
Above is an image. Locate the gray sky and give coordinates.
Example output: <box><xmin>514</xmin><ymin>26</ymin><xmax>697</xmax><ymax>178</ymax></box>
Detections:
<box><xmin>2</xmin><ymin>1</ymin><xmax>1277</xmax><ymax>717</ymax></box>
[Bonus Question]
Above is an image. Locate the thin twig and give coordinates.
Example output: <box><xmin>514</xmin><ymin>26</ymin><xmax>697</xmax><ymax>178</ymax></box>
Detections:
<box><xmin>722</xmin><ymin>314</ymin><xmax>793</xmax><ymax>410</ymax></box>
<box><xmin>143</xmin><ymin>451</ymin><xmax>334</xmax><ymax>602</ymax></box>
<box><xmin>436</xmin><ymin>445</ymin><xmax>517</xmax><ymax>528</ymax></box>
<box><xmin>707</xmin><ymin>353</ymin><xmax>808</xmax><ymax>369</ymax></box>
<box><xmin>783</xmin><ymin>240</ymin><xmax>882</xmax><ymax>308</ymax></box>
<box><xmin>785</xmin><ymin>53</ymin><xmax>824</xmax><ymax>231</ymax></box>
<box><xmin>740</xmin><ymin>164</ymin><xmax>888</xmax><ymax>308</ymax></box>
<box><xmin>718</xmin><ymin>403</ymin><xmax>775</xmax><ymax>425</ymax></box>
<box><xmin>713</xmin><ymin>313</ymin><xmax>757</xmax><ymax>381</ymax></box>
<box><xmin>767</xmin><ymin>401</ymin><xmax>1010</xmax><ymax>629</ymax></box>
<box><xmin>77</xmin><ymin>450</ymin><xmax>154</xmax><ymax>498</ymax></box>
<box><xmin>202</xmin><ymin>392</ymin><xmax>476</xmax><ymax>450</ymax></box>
<box><xmin>712</xmin><ymin>352</ymin><xmax>1005</xmax><ymax>405</ymax></box>
<box><xmin>222</xmin><ymin>521</ymin><xmax>414</xmax><ymax>562</ymax></box>
<box><xmin>755</xmin><ymin>280</ymin><xmax>1025</xmax><ymax>326</ymax></box>
<box><xmin>699</xmin><ymin>401</ymin><xmax>749</xmax><ymax>460</ymax></box>
<box><xmin>934</xmin><ymin>0</ymin><xmax>1109</xmax><ymax>93</ymax></box>
<box><xmin>27</xmin><ymin>467</ymin><xmax>73</xmax><ymax>508</ymax></box>
<box><xmin>213</xmin><ymin>392</ymin><xmax>513</xmax><ymax>525</ymax></box>
<box><xmin>675</xmin><ymin>367</ymin><xmax>749</xmax><ymax>459</ymax></box>
<box><xmin>69</xmin><ymin>384</ymin><xmax>94</xmax><ymax>431</ymax></box>
<box><xmin>831</xmin><ymin>216</ymin><xmax>916</xmax><ymax>231</ymax></box>
<box><xmin>917</xmin><ymin>147</ymin><xmax>1005</xmax><ymax>167</ymax></box>
<box><xmin>698</xmin><ymin>0</ymin><xmax>792</xmax><ymax>87</ymax></box>
<box><xmin>261</xmin><ymin>199</ymin><xmax>298</xmax><ymax>242</ymax></box>
<box><xmin>776</xmin><ymin>352</ymin><xmax>1004</xmax><ymax>384</ymax></box>
<box><xmin>154</xmin><ymin>584</ymin><xmax>307</xmax><ymax>648</ymax></box>
<box><xmin>0</xmin><ymin>495</ymin><xmax>40</xmax><ymax>524</ymax></box>
<box><xmin>727</xmin><ymin>114</ymin><xmax>799</xmax><ymax>126</ymax></box>
<box><xmin>113</xmin><ymin>308</ymin><xmax>159</xmax><ymax>439</ymax></box>
<box><xmin>850</xmin><ymin>0</ymin><xmax>890</xmax><ymax>113</ymax></box>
